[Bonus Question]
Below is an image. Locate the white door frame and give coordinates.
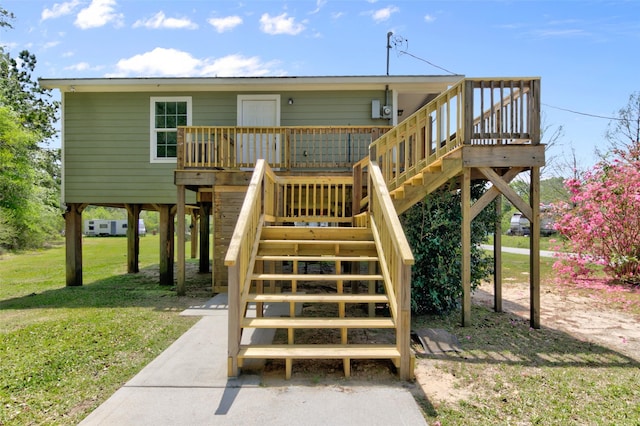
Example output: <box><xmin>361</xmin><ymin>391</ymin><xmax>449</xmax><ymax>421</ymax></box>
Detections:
<box><xmin>237</xmin><ymin>94</ymin><xmax>281</xmax><ymax>167</ymax></box>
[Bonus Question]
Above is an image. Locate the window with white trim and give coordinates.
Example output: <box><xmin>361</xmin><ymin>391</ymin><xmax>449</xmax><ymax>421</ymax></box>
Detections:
<box><xmin>150</xmin><ymin>96</ymin><xmax>192</xmax><ymax>163</ymax></box>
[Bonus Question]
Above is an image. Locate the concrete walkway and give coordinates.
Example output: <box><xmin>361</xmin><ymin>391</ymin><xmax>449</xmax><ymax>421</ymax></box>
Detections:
<box><xmin>481</xmin><ymin>244</ymin><xmax>558</xmax><ymax>258</ymax></box>
<box><xmin>80</xmin><ymin>294</ymin><xmax>427</xmax><ymax>426</ymax></box>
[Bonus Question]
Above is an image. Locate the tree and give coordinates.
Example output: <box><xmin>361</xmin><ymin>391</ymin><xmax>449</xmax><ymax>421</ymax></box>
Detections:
<box><xmin>401</xmin><ymin>182</ymin><xmax>495</xmax><ymax>315</ymax></box>
<box><xmin>0</xmin><ymin>7</ymin><xmax>63</xmax><ymax>250</ymax></box>
<box><xmin>554</xmin><ymin>92</ymin><xmax>640</xmax><ymax>284</ymax></box>
<box><xmin>0</xmin><ymin>104</ymin><xmax>60</xmax><ymax>249</ymax></box>
<box><xmin>553</xmin><ymin>155</ymin><xmax>640</xmax><ymax>284</ymax></box>
<box><xmin>605</xmin><ymin>91</ymin><xmax>640</xmax><ymax>159</ymax></box>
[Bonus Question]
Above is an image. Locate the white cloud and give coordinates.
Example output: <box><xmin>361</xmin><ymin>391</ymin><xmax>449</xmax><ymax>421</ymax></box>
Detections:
<box><xmin>64</xmin><ymin>62</ymin><xmax>95</xmax><ymax>71</ymax></box>
<box><xmin>371</xmin><ymin>6</ymin><xmax>399</xmax><ymax>23</ymax></box>
<box><xmin>133</xmin><ymin>11</ymin><xmax>198</xmax><ymax>30</ymax></box>
<box><xmin>110</xmin><ymin>47</ymin><xmax>281</xmax><ymax>77</ymax></box>
<box><xmin>424</xmin><ymin>14</ymin><xmax>436</xmax><ymax>23</ymax></box>
<box><xmin>310</xmin><ymin>0</ymin><xmax>327</xmax><ymax>14</ymax></box>
<box><xmin>208</xmin><ymin>15</ymin><xmax>243</xmax><ymax>33</ymax></box>
<box><xmin>42</xmin><ymin>41</ymin><xmax>61</xmax><ymax>49</ymax></box>
<box><xmin>260</xmin><ymin>13</ymin><xmax>305</xmax><ymax>35</ymax></box>
<box><xmin>41</xmin><ymin>0</ymin><xmax>82</xmax><ymax>21</ymax></box>
<box><xmin>200</xmin><ymin>54</ymin><xmax>279</xmax><ymax>77</ymax></box>
<box><xmin>75</xmin><ymin>0</ymin><xmax>124</xmax><ymax>29</ymax></box>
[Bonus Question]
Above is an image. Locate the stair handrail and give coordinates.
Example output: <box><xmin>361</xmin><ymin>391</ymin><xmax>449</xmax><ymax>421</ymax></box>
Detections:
<box><xmin>368</xmin><ymin>160</ymin><xmax>414</xmax><ymax>380</ymax></box>
<box><xmin>225</xmin><ymin>159</ymin><xmax>276</xmax><ymax>376</ymax></box>
<box><xmin>369</xmin><ymin>77</ymin><xmax>540</xmax><ymax>193</ymax></box>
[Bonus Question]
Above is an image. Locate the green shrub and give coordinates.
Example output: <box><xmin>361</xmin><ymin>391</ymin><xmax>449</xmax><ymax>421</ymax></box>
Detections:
<box><xmin>401</xmin><ymin>181</ymin><xmax>495</xmax><ymax>314</ymax></box>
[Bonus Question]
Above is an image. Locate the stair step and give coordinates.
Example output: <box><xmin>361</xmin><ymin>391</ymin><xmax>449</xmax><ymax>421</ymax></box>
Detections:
<box><xmin>261</xmin><ymin>226</ymin><xmax>373</xmax><ymax>241</ymax></box>
<box><xmin>251</xmin><ymin>273</ymin><xmax>383</xmax><ymax>282</ymax></box>
<box><xmin>238</xmin><ymin>344</ymin><xmax>400</xmax><ymax>359</ymax></box>
<box><xmin>255</xmin><ymin>255</ymin><xmax>379</xmax><ymax>262</ymax></box>
<box><xmin>242</xmin><ymin>317</ymin><xmax>395</xmax><ymax>329</ymax></box>
<box><xmin>259</xmin><ymin>239</ymin><xmax>375</xmax><ymax>246</ymax></box>
<box><xmin>245</xmin><ymin>294</ymin><xmax>389</xmax><ymax>304</ymax></box>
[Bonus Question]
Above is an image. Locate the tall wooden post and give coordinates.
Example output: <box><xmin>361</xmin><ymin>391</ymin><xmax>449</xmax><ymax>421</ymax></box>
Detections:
<box><xmin>190</xmin><ymin>210</ymin><xmax>198</xmax><ymax>259</ymax></box>
<box><xmin>199</xmin><ymin>203</ymin><xmax>211</xmax><ymax>273</ymax></box>
<box><xmin>177</xmin><ymin>185</ymin><xmax>186</xmax><ymax>296</ymax></box>
<box><xmin>461</xmin><ymin>169</ymin><xmax>472</xmax><ymax>326</ymax></box>
<box><xmin>126</xmin><ymin>204</ymin><xmax>141</xmax><ymax>273</ymax></box>
<box><xmin>64</xmin><ymin>203</ymin><xmax>84</xmax><ymax>286</ymax></box>
<box><xmin>211</xmin><ymin>186</ymin><xmax>216</xmax><ymax>293</ymax></box>
<box><xmin>158</xmin><ymin>204</ymin><xmax>175</xmax><ymax>286</ymax></box>
<box><xmin>228</xmin><ymin>262</ymin><xmax>240</xmax><ymax>377</ymax></box>
<box><xmin>530</xmin><ymin>167</ymin><xmax>541</xmax><ymax>329</ymax></box>
<box><xmin>494</xmin><ymin>195</ymin><xmax>503</xmax><ymax>312</ymax></box>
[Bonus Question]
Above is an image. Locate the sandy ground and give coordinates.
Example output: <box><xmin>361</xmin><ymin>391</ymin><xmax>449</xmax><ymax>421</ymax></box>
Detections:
<box><xmin>414</xmin><ymin>279</ymin><xmax>640</xmax><ymax>405</ymax></box>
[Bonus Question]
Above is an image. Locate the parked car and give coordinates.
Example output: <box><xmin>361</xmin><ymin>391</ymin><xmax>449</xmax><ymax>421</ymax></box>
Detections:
<box><xmin>507</xmin><ymin>207</ymin><xmax>556</xmax><ymax>237</ymax></box>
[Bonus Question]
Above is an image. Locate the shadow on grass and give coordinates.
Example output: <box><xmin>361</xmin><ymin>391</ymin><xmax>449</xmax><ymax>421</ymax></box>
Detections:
<box><xmin>0</xmin><ymin>262</ymin><xmax>213</xmax><ymax>312</ymax></box>
<box><xmin>413</xmin><ymin>303</ymin><xmax>639</xmax><ymax>369</ymax></box>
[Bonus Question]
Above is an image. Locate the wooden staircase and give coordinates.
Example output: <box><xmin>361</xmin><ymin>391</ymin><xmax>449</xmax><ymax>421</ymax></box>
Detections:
<box><xmin>237</xmin><ymin>225</ymin><xmax>403</xmax><ymax>379</ymax></box>
<box><xmin>225</xmin><ymin>78</ymin><xmax>542</xmax><ymax>380</ymax></box>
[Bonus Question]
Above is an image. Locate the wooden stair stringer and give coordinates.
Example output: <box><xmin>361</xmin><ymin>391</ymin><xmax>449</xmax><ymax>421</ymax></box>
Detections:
<box><xmin>393</xmin><ymin>156</ymin><xmax>464</xmax><ymax>215</ymax></box>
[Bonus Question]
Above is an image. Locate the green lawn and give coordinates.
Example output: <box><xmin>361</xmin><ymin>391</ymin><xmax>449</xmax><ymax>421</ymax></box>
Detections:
<box><xmin>0</xmin><ymin>236</ymin><xmax>210</xmax><ymax>425</ymax></box>
<box><xmin>2</xmin><ymin>236</ymin><xmax>639</xmax><ymax>425</ymax></box>
<box><xmin>414</xmin><ymin>305</ymin><xmax>640</xmax><ymax>425</ymax></box>
<box><xmin>414</xmin><ymin>252</ymin><xmax>640</xmax><ymax>425</ymax></box>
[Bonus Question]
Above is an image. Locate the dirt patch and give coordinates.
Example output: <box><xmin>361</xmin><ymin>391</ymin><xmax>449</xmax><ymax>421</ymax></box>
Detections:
<box><xmin>413</xmin><ymin>279</ymin><xmax>640</xmax><ymax>407</ymax></box>
<box><xmin>472</xmin><ymin>280</ymin><xmax>640</xmax><ymax>362</ymax></box>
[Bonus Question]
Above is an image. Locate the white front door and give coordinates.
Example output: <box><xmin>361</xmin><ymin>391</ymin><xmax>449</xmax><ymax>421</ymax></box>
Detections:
<box><xmin>237</xmin><ymin>94</ymin><xmax>281</xmax><ymax>166</ymax></box>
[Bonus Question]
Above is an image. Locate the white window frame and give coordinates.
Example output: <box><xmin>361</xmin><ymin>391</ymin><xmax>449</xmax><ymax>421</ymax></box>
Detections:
<box><xmin>149</xmin><ymin>96</ymin><xmax>192</xmax><ymax>164</ymax></box>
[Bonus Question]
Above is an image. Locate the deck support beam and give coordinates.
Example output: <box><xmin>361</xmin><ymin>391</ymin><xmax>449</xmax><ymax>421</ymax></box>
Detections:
<box><xmin>199</xmin><ymin>203</ymin><xmax>211</xmax><ymax>273</ymax></box>
<box><xmin>461</xmin><ymin>168</ymin><xmax>471</xmax><ymax>327</ymax></box>
<box><xmin>190</xmin><ymin>210</ymin><xmax>198</xmax><ymax>259</ymax></box>
<box><xmin>158</xmin><ymin>204</ymin><xmax>175</xmax><ymax>286</ymax></box>
<box><xmin>64</xmin><ymin>203</ymin><xmax>86</xmax><ymax>286</ymax></box>
<box><xmin>177</xmin><ymin>185</ymin><xmax>186</xmax><ymax>296</ymax></box>
<box><xmin>494</xmin><ymin>195</ymin><xmax>503</xmax><ymax>313</ymax></box>
<box><xmin>125</xmin><ymin>204</ymin><xmax>141</xmax><ymax>273</ymax></box>
<box><xmin>530</xmin><ymin>167</ymin><xmax>541</xmax><ymax>329</ymax></box>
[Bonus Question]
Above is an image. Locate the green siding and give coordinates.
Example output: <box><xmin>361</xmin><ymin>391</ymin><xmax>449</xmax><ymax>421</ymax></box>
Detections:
<box><xmin>63</xmin><ymin>89</ymin><xmax>386</xmax><ymax>204</ymax></box>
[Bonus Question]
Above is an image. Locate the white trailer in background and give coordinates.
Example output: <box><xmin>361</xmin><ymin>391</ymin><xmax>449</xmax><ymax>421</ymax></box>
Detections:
<box><xmin>84</xmin><ymin>219</ymin><xmax>146</xmax><ymax>237</ymax></box>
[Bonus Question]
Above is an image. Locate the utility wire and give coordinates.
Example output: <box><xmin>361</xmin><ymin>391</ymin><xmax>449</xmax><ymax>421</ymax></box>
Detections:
<box><xmin>398</xmin><ymin>50</ymin><xmax>458</xmax><ymax>75</ymax></box>
<box><xmin>389</xmin><ymin>34</ymin><xmax>623</xmax><ymax>123</ymax></box>
<box><xmin>542</xmin><ymin>103</ymin><xmax>626</xmax><ymax>122</ymax></box>
<box><xmin>389</xmin><ymin>34</ymin><xmax>458</xmax><ymax>75</ymax></box>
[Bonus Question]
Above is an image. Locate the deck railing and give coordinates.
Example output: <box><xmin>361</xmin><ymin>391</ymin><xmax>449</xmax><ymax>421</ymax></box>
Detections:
<box><xmin>370</xmin><ymin>78</ymin><xmax>540</xmax><ymax>192</ymax></box>
<box><xmin>177</xmin><ymin>126</ymin><xmax>391</xmax><ymax>171</ymax></box>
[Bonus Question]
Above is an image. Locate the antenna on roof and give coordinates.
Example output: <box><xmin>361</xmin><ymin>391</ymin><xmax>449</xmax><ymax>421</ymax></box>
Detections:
<box><xmin>386</xmin><ymin>31</ymin><xmax>393</xmax><ymax>76</ymax></box>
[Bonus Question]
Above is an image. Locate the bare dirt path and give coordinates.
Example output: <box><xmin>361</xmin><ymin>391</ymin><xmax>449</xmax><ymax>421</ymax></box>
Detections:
<box><xmin>414</xmin><ymin>279</ymin><xmax>640</xmax><ymax>407</ymax></box>
<box><xmin>472</xmin><ymin>280</ymin><xmax>640</xmax><ymax>362</ymax></box>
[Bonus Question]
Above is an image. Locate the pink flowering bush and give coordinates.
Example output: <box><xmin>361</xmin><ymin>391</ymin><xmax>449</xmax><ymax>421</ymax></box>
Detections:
<box><xmin>553</xmin><ymin>153</ymin><xmax>640</xmax><ymax>285</ymax></box>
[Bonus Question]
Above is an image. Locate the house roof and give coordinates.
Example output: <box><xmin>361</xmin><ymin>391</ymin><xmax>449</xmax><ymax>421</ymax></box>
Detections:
<box><xmin>39</xmin><ymin>75</ymin><xmax>464</xmax><ymax>93</ymax></box>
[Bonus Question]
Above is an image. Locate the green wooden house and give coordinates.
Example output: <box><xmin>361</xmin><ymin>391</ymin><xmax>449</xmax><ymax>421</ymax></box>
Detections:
<box><xmin>41</xmin><ymin>75</ymin><xmax>544</xmax><ymax>380</ymax></box>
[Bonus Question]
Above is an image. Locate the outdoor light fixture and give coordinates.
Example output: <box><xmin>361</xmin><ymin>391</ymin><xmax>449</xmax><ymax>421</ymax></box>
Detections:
<box><xmin>288</xmin><ymin>98</ymin><xmax>294</xmax><ymax>105</ymax></box>
<box><xmin>398</xmin><ymin>109</ymin><xmax>404</xmax><ymax>116</ymax></box>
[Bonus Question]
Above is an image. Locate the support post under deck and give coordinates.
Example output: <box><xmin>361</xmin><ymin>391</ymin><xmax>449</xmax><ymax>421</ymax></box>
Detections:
<box><xmin>530</xmin><ymin>167</ymin><xmax>541</xmax><ymax>329</ymax></box>
<box><xmin>64</xmin><ymin>203</ymin><xmax>84</xmax><ymax>286</ymax></box>
<box><xmin>159</xmin><ymin>204</ymin><xmax>175</xmax><ymax>286</ymax></box>
<box><xmin>461</xmin><ymin>168</ymin><xmax>471</xmax><ymax>327</ymax></box>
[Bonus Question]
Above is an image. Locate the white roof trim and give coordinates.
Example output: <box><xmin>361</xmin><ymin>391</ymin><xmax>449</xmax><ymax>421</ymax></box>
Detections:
<box><xmin>39</xmin><ymin>75</ymin><xmax>465</xmax><ymax>93</ymax></box>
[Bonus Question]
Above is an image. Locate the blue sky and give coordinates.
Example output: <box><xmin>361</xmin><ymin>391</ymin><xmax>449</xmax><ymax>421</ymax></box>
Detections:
<box><xmin>1</xmin><ymin>0</ymin><xmax>639</xmax><ymax>171</ymax></box>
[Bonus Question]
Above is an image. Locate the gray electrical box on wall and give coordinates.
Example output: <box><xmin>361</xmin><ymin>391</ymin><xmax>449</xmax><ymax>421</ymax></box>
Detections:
<box><xmin>381</xmin><ymin>105</ymin><xmax>392</xmax><ymax>119</ymax></box>
<box><xmin>371</xmin><ymin>99</ymin><xmax>381</xmax><ymax>119</ymax></box>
